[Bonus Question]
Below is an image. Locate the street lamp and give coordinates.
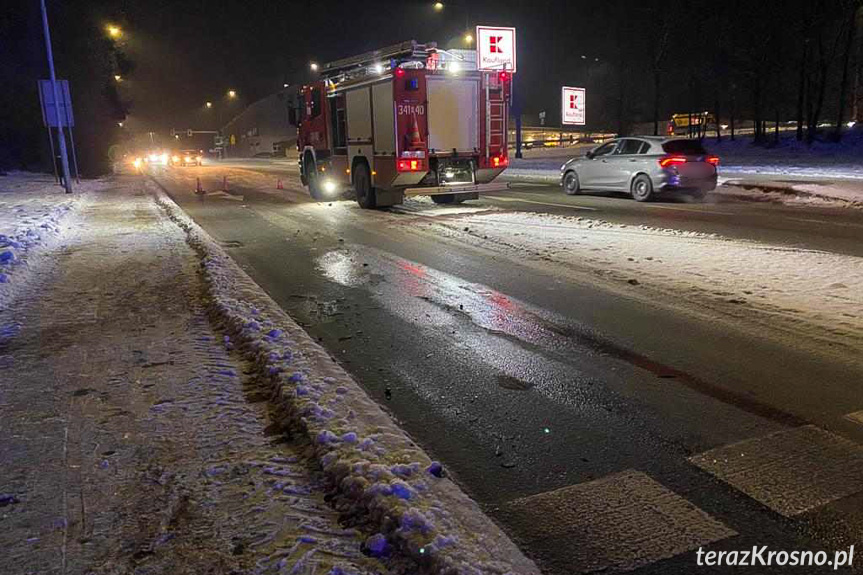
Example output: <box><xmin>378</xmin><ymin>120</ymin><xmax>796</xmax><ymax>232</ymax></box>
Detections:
<box><xmin>117</xmin><ymin>121</ymin><xmax>124</xmax><ymax>128</ymax></box>
<box><xmin>310</xmin><ymin>62</ymin><xmax>319</xmax><ymax>72</ymax></box>
<box><xmin>434</xmin><ymin>2</ymin><xmax>444</xmax><ymax>11</ymax></box>
<box><xmin>206</xmin><ymin>101</ymin><xmax>213</xmax><ymax>108</ymax></box>
<box><xmin>464</xmin><ymin>33</ymin><xmax>473</xmax><ymax>45</ymax></box>
<box><xmin>114</xmin><ymin>74</ymin><xmax>122</xmax><ymax>82</ymax></box>
<box><xmin>227</xmin><ymin>89</ymin><xmax>237</xmax><ymax>99</ymax></box>
<box><xmin>106</xmin><ymin>24</ymin><xmax>122</xmax><ymax>39</ymax></box>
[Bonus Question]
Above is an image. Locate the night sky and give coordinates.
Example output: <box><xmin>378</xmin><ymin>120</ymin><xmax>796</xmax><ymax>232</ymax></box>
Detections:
<box><xmin>1</xmin><ymin>0</ymin><xmax>844</xmax><ymax>174</ymax></box>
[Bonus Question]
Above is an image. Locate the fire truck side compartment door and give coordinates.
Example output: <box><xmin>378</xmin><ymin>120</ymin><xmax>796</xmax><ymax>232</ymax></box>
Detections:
<box><xmin>427</xmin><ymin>76</ymin><xmax>479</xmax><ymax>154</ymax></box>
<box><xmin>346</xmin><ymin>88</ymin><xmax>373</xmax><ymax>144</ymax></box>
<box><xmin>372</xmin><ymin>82</ymin><xmax>395</xmax><ymax>155</ymax></box>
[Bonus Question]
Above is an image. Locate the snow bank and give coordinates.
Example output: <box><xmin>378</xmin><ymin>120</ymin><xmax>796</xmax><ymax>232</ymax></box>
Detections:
<box><xmin>431</xmin><ymin>211</ymin><xmax>863</xmax><ymax>350</ymax></box>
<box><xmin>0</xmin><ymin>173</ymin><xmax>98</xmax><ymax>312</ymax></box>
<box><xmin>151</xmin><ymin>181</ymin><xmax>540</xmax><ymax>575</ymax></box>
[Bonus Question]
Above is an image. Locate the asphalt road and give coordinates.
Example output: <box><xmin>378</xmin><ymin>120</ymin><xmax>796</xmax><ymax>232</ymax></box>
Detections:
<box><xmin>150</xmin><ymin>162</ymin><xmax>863</xmax><ymax>574</ymax></box>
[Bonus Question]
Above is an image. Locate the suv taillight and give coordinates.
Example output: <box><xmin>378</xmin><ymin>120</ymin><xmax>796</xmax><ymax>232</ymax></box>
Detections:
<box><xmin>659</xmin><ymin>155</ymin><xmax>688</xmax><ymax>168</ymax></box>
<box><xmin>706</xmin><ymin>155</ymin><xmax>720</xmax><ymax>166</ymax></box>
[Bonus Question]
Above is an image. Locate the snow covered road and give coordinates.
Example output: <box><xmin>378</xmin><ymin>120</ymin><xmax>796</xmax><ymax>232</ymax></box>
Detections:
<box><xmin>153</xmin><ymin>162</ymin><xmax>863</xmax><ymax>575</ymax></box>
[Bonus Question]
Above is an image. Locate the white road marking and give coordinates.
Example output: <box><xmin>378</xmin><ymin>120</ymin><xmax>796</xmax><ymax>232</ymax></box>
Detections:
<box><xmin>690</xmin><ymin>425</ymin><xmax>863</xmax><ymax>517</ymax></box>
<box><xmin>505</xmin><ymin>470</ymin><xmax>735</xmax><ymax>574</ymax></box>
<box><xmin>844</xmin><ymin>410</ymin><xmax>863</xmax><ymax>425</ymax></box>
<box><xmin>787</xmin><ymin>217</ymin><xmax>863</xmax><ymax>229</ymax></box>
<box><xmin>488</xmin><ymin>196</ymin><xmax>598</xmax><ymax>211</ymax></box>
<box><xmin>509</xmin><ymin>182</ymin><xmax>556</xmax><ymax>188</ymax></box>
<box><xmin>645</xmin><ymin>204</ymin><xmax>735</xmax><ymax>216</ymax></box>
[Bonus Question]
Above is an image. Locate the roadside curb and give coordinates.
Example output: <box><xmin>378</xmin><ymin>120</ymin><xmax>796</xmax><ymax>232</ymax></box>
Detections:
<box><xmin>148</xmin><ymin>179</ymin><xmax>541</xmax><ymax>575</ymax></box>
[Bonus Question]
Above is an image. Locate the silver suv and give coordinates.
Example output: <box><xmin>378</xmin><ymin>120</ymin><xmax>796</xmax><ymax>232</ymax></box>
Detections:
<box><xmin>560</xmin><ymin>137</ymin><xmax>719</xmax><ymax>201</ymax></box>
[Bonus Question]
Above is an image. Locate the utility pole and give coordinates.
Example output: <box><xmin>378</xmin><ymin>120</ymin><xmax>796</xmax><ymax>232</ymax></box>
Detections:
<box><xmin>39</xmin><ymin>0</ymin><xmax>72</xmax><ymax>193</ymax></box>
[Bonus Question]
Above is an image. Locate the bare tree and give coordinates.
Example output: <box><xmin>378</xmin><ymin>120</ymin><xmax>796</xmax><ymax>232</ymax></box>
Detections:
<box><xmin>649</xmin><ymin>7</ymin><xmax>673</xmax><ymax>136</ymax></box>
<box><xmin>833</xmin><ymin>0</ymin><xmax>862</xmax><ymax>140</ymax></box>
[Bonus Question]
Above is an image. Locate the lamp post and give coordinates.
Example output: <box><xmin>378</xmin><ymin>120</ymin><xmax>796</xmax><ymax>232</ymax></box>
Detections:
<box><xmin>40</xmin><ymin>0</ymin><xmax>72</xmax><ymax>193</ymax></box>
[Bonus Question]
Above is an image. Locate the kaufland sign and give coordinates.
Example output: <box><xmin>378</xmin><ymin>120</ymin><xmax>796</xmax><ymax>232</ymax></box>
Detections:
<box><xmin>562</xmin><ymin>86</ymin><xmax>586</xmax><ymax>125</ymax></box>
<box><xmin>476</xmin><ymin>26</ymin><xmax>517</xmax><ymax>73</ymax></box>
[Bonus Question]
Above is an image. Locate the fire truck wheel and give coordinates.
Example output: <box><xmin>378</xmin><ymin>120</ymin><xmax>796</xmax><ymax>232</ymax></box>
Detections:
<box><xmin>305</xmin><ymin>153</ymin><xmax>324</xmax><ymax>200</ymax></box>
<box><xmin>431</xmin><ymin>194</ymin><xmax>464</xmax><ymax>205</ymax></box>
<box><xmin>353</xmin><ymin>162</ymin><xmax>377</xmax><ymax>209</ymax></box>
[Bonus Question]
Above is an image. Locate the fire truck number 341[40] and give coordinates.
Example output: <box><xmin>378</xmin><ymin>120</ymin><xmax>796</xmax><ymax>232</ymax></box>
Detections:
<box><xmin>289</xmin><ymin>40</ymin><xmax>512</xmax><ymax>208</ymax></box>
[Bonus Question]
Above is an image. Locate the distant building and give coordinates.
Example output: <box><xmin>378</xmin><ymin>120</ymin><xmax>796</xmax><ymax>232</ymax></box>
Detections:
<box><xmin>221</xmin><ymin>91</ymin><xmax>296</xmax><ymax>158</ymax></box>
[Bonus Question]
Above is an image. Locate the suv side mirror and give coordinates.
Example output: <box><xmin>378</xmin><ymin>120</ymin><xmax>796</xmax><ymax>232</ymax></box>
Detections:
<box><xmin>585</xmin><ymin>150</ymin><xmax>595</xmax><ymax>160</ymax></box>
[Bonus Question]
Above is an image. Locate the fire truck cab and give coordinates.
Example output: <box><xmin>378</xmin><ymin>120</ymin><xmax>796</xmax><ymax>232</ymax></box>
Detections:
<box><xmin>291</xmin><ymin>41</ymin><xmax>511</xmax><ymax>208</ymax></box>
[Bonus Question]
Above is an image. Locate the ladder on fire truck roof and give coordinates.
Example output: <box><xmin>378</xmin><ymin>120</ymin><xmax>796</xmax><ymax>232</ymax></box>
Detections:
<box><xmin>321</xmin><ymin>40</ymin><xmax>437</xmax><ymax>79</ymax></box>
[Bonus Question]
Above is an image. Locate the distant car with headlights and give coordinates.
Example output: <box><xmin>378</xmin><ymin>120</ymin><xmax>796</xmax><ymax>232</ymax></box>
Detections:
<box><xmin>560</xmin><ymin>137</ymin><xmax>719</xmax><ymax>201</ymax></box>
<box><xmin>145</xmin><ymin>150</ymin><xmax>169</xmax><ymax>165</ymax></box>
<box><xmin>171</xmin><ymin>150</ymin><xmax>203</xmax><ymax>167</ymax></box>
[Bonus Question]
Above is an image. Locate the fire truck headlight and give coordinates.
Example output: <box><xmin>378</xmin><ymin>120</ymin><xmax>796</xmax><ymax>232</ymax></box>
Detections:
<box><xmin>323</xmin><ymin>180</ymin><xmax>337</xmax><ymax>194</ymax></box>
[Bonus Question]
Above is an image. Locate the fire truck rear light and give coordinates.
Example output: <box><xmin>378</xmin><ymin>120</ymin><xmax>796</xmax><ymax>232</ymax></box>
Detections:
<box><xmin>498</xmin><ymin>72</ymin><xmax>509</xmax><ymax>82</ymax></box>
<box><xmin>394</xmin><ymin>68</ymin><xmax>406</xmax><ymax>78</ymax></box>
<box><xmin>659</xmin><ymin>155</ymin><xmax>688</xmax><ymax>168</ymax></box>
<box><xmin>491</xmin><ymin>155</ymin><xmax>508</xmax><ymax>168</ymax></box>
<box><xmin>397</xmin><ymin>159</ymin><xmax>424</xmax><ymax>172</ymax></box>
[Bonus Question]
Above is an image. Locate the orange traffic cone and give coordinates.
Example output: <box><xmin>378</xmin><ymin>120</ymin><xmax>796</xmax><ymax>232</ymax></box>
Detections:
<box><xmin>195</xmin><ymin>177</ymin><xmax>204</xmax><ymax>194</ymax></box>
<box><xmin>222</xmin><ymin>175</ymin><xmax>228</xmax><ymax>191</ymax></box>
<box><xmin>408</xmin><ymin>113</ymin><xmax>424</xmax><ymax>148</ymax></box>
<box><xmin>277</xmin><ymin>179</ymin><xmax>284</xmax><ymax>190</ymax></box>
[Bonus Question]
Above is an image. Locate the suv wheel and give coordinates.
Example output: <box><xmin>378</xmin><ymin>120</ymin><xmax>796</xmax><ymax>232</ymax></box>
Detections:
<box><xmin>630</xmin><ymin>174</ymin><xmax>653</xmax><ymax>202</ymax></box>
<box><xmin>563</xmin><ymin>171</ymin><xmax>580</xmax><ymax>195</ymax></box>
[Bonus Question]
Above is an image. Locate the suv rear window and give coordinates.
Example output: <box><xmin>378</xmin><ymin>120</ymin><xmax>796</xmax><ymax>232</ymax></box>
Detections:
<box><xmin>662</xmin><ymin>140</ymin><xmax>707</xmax><ymax>155</ymax></box>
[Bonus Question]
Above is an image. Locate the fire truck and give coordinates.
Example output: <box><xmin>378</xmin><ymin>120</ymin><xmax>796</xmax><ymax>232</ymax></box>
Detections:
<box><xmin>290</xmin><ymin>41</ymin><xmax>512</xmax><ymax>208</ymax></box>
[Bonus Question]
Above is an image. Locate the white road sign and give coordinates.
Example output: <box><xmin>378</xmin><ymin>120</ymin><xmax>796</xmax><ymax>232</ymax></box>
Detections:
<box><xmin>562</xmin><ymin>86</ymin><xmax>586</xmax><ymax>126</ymax></box>
<box><xmin>476</xmin><ymin>26</ymin><xmax>517</xmax><ymax>73</ymax></box>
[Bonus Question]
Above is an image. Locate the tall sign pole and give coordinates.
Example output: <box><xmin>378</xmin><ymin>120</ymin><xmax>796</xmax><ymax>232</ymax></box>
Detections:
<box><xmin>39</xmin><ymin>0</ymin><xmax>73</xmax><ymax>193</ymax></box>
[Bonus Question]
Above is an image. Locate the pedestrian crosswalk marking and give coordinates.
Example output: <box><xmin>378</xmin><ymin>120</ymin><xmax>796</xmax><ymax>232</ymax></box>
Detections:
<box><xmin>503</xmin><ymin>469</ymin><xmax>736</xmax><ymax>574</ymax></box>
<box><xmin>690</xmin><ymin>425</ymin><xmax>863</xmax><ymax>517</ymax></box>
<box><xmin>844</xmin><ymin>410</ymin><xmax>863</xmax><ymax>426</ymax></box>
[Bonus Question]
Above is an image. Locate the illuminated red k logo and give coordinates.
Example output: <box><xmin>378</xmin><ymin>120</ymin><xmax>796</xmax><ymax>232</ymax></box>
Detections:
<box><xmin>489</xmin><ymin>36</ymin><xmax>503</xmax><ymax>53</ymax></box>
<box><xmin>569</xmin><ymin>94</ymin><xmax>578</xmax><ymax>109</ymax></box>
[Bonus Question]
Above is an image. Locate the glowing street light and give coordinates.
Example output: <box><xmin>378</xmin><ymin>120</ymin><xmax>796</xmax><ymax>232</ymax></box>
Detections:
<box><xmin>114</xmin><ymin>74</ymin><xmax>122</xmax><ymax>82</ymax></box>
<box><xmin>106</xmin><ymin>24</ymin><xmax>122</xmax><ymax>39</ymax></box>
<box><xmin>310</xmin><ymin>62</ymin><xmax>319</xmax><ymax>72</ymax></box>
<box><xmin>464</xmin><ymin>33</ymin><xmax>473</xmax><ymax>44</ymax></box>
<box><xmin>433</xmin><ymin>2</ymin><xmax>444</xmax><ymax>11</ymax></box>
<box><xmin>205</xmin><ymin>101</ymin><xmax>213</xmax><ymax>108</ymax></box>
<box><xmin>227</xmin><ymin>89</ymin><xmax>237</xmax><ymax>99</ymax></box>
<box><xmin>117</xmin><ymin>121</ymin><xmax>124</xmax><ymax>128</ymax></box>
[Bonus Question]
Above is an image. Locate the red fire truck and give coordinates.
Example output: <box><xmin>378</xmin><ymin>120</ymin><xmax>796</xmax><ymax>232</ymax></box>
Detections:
<box><xmin>291</xmin><ymin>41</ymin><xmax>511</xmax><ymax>208</ymax></box>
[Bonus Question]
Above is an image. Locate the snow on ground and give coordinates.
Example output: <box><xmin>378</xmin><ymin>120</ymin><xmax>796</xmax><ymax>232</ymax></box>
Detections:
<box><xmin>0</xmin><ymin>181</ymin><xmax>388</xmax><ymax>575</ymax></box>
<box><xmin>0</xmin><ymin>172</ymin><xmax>108</xmax><ymax>313</ymax></box>
<box><xmin>431</xmin><ymin>211</ymin><xmax>863</xmax><ymax>350</ymax></box>
<box><xmin>152</xmin><ymin>181</ymin><xmax>541</xmax><ymax>575</ymax></box>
